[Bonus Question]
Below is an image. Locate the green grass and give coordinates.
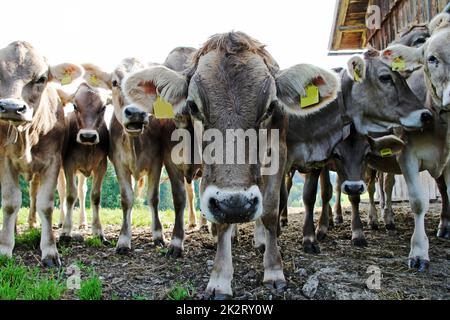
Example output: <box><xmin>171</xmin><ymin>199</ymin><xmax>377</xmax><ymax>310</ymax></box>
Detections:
<box><xmin>0</xmin><ymin>256</ymin><xmax>65</xmax><ymax>300</ymax></box>
<box><xmin>77</xmin><ymin>274</ymin><xmax>102</xmax><ymax>300</ymax></box>
<box><xmin>166</xmin><ymin>281</ymin><xmax>196</xmax><ymax>300</ymax></box>
<box><xmin>15</xmin><ymin>228</ymin><xmax>41</xmax><ymax>249</ymax></box>
<box><xmin>9</xmin><ymin>208</ymin><xmax>179</xmax><ymax>229</ymax></box>
<box><xmin>85</xmin><ymin>237</ymin><xmax>102</xmax><ymax>248</ymax></box>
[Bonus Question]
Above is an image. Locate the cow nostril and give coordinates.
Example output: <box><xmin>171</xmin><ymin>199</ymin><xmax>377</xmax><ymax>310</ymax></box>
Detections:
<box><xmin>17</xmin><ymin>105</ymin><xmax>27</xmax><ymax>114</ymax></box>
<box><xmin>209</xmin><ymin>198</ymin><xmax>220</xmax><ymax>210</ymax></box>
<box><xmin>359</xmin><ymin>185</ymin><xmax>365</xmax><ymax>193</ymax></box>
<box><xmin>124</xmin><ymin>108</ymin><xmax>133</xmax><ymax>118</ymax></box>
<box><xmin>421</xmin><ymin>111</ymin><xmax>432</xmax><ymax>124</ymax></box>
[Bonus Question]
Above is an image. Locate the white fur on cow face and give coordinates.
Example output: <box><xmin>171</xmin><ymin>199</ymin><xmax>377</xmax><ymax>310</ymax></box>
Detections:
<box><xmin>200</xmin><ymin>185</ymin><xmax>263</xmax><ymax>224</ymax></box>
<box><xmin>399</xmin><ymin>109</ymin><xmax>430</xmax><ymax>130</ymax></box>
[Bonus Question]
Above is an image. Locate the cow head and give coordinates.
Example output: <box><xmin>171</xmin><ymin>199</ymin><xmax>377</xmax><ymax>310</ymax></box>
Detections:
<box><xmin>345</xmin><ymin>49</ymin><xmax>433</xmax><ymax>134</ymax></box>
<box><xmin>381</xmin><ymin>13</ymin><xmax>450</xmax><ymax>111</ymax></box>
<box><xmin>58</xmin><ymin>83</ymin><xmax>109</xmax><ymax>145</ymax></box>
<box><xmin>82</xmin><ymin>58</ymin><xmax>147</xmax><ymax>137</ymax></box>
<box><xmin>0</xmin><ymin>41</ymin><xmax>83</xmax><ymax>128</ymax></box>
<box><xmin>123</xmin><ymin>32</ymin><xmax>340</xmax><ymax>224</ymax></box>
<box><xmin>332</xmin><ymin>129</ymin><xmax>404</xmax><ymax>195</ymax></box>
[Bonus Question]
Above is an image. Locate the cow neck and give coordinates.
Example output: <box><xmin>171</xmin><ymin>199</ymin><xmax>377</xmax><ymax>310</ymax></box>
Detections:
<box><xmin>4</xmin><ymin>122</ymin><xmax>33</xmax><ymax>163</ymax></box>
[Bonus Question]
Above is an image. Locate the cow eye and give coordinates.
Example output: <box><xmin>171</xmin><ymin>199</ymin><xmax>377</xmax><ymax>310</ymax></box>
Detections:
<box><xmin>112</xmin><ymin>80</ymin><xmax>119</xmax><ymax>88</ymax></box>
<box><xmin>428</xmin><ymin>55</ymin><xmax>439</xmax><ymax>65</ymax></box>
<box><xmin>35</xmin><ymin>76</ymin><xmax>47</xmax><ymax>84</ymax></box>
<box><xmin>187</xmin><ymin>100</ymin><xmax>200</xmax><ymax>115</ymax></box>
<box><xmin>379</xmin><ymin>74</ymin><xmax>393</xmax><ymax>83</ymax></box>
<box><xmin>73</xmin><ymin>104</ymin><xmax>79</xmax><ymax>112</ymax></box>
<box><xmin>413</xmin><ymin>37</ymin><xmax>426</xmax><ymax>47</ymax></box>
<box><xmin>100</xmin><ymin>105</ymin><xmax>106</xmax><ymax>113</ymax></box>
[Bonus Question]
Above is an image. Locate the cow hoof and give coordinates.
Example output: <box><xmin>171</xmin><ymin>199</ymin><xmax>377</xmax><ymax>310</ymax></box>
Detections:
<box><xmin>352</xmin><ymin>237</ymin><xmax>368</xmax><ymax>247</ymax></box>
<box><xmin>59</xmin><ymin>235</ymin><xmax>72</xmax><ymax>244</ymax></box>
<box><xmin>42</xmin><ymin>256</ymin><xmax>61</xmax><ymax>268</ymax></box>
<box><xmin>58</xmin><ymin>224</ymin><xmax>63</xmax><ymax>229</ymax></box>
<box><xmin>280</xmin><ymin>219</ymin><xmax>288</xmax><ymax>228</ymax></box>
<box><xmin>385</xmin><ymin>223</ymin><xmax>396</xmax><ymax>231</ymax></box>
<box><xmin>99</xmin><ymin>236</ymin><xmax>110</xmax><ymax>246</ymax></box>
<box><xmin>166</xmin><ymin>246</ymin><xmax>183</xmax><ymax>258</ymax></box>
<box><xmin>79</xmin><ymin>224</ymin><xmax>87</xmax><ymax>230</ymax></box>
<box><xmin>154</xmin><ymin>239</ymin><xmax>166</xmax><ymax>248</ymax></box>
<box><xmin>264</xmin><ymin>279</ymin><xmax>287</xmax><ymax>292</ymax></box>
<box><xmin>409</xmin><ymin>257</ymin><xmax>429</xmax><ymax>273</ymax></box>
<box><xmin>303</xmin><ymin>242</ymin><xmax>320</xmax><ymax>254</ymax></box>
<box><xmin>369</xmin><ymin>222</ymin><xmax>379</xmax><ymax>231</ymax></box>
<box><xmin>316</xmin><ymin>230</ymin><xmax>327</xmax><ymax>241</ymax></box>
<box><xmin>334</xmin><ymin>216</ymin><xmax>344</xmax><ymax>225</ymax></box>
<box><xmin>116</xmin><ymin>247</ymin><xmax>131</xmax><ymax>255</ymax></box>
<box><xmin>437</xmin><ymin>227</ymin><xmax>450</xmax><ymax>239</ymax></box>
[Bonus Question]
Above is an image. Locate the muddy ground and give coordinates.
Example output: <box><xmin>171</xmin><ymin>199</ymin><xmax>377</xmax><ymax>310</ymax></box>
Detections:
<box><xmin>13</xmin><ymin>202</ymin><xmax>450</xmax><ymax>300</ymax></box>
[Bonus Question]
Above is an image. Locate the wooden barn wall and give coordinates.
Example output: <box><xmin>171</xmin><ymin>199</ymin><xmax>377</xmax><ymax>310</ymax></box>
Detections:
<box><xmin>367</xmin><ymin>0</ymin><xmax>449</xmax><ymax>49</ymax></box>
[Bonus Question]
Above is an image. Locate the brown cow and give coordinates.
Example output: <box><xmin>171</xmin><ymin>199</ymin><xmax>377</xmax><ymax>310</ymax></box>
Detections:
<box><xmin>0</xmin><ymin>41</ymin><xmax>82</xmax><ymax>266</ymax></box>
<box><xmin>82</xmin><ymin>48</ymin><xmax>200</xmax><ymax>257</ymax></box>
<box><xmin>123</xmin><ymin>32</ymin><xmax>340</xmax><ymax>299</ymax></box>
<box><xmin>56</xmin><ymin>83</ymin><xmax>110</xmax><ymax>243</ymax></box>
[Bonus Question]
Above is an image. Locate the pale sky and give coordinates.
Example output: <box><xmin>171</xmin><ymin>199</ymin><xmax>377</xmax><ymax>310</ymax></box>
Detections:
<box><xmin>1</xmin><ymin>0</ymin><xmax>351</xmax><ymax>71</ymax></box>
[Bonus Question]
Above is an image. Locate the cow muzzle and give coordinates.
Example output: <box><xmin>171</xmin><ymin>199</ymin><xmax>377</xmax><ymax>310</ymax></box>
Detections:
<box><xmin>201</xmin><ymin>185</ymin><xmax>263</xmax><ymax>224</ymax></box>
<box><xmin>342</xmin><ymin>181</ymin><xmax>366</xmax><ymax>196</ymax></box>
<box><xmin>0</xmin><ymin>99</ymin><xmax>33</xmax><ymax>124</ymax></box>
<box><xmin>77</xmin><ymin>129</ymin><xmax>99</xmax><ymax>145</ymax></box>
<box><xmin>122</xmin><ymin>105</ymin><xmax>149</xmax><ymax>136</ymax></box>
<box><xmin>400</xmin><ymin>109</ymin><xmax>433</xmax><ymax>130</ymax></box>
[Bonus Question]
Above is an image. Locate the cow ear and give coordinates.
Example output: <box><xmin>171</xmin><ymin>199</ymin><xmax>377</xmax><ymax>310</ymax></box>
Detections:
<box><xmin>50</xmin><ymin>63</ymin><xmax>84</xmax><ymax>85</ymax></box>
<box><xmin>347</xmin><ymin>56</ymin><xmax>366</xmax><ymax>82</ymax></box>
<box><xmin>429</xmin><ymin>13</ymin><xmax>450</xmax><ymax>34</ymax></box>
<box><xmin>275</xmin><ymin>64</ymin><xmax>340</xmax><ymax>117</ymax></box>
<box><xmin>123</xmin><ymin>66</ymin><xmax>188</xmax><ymax>114</ymax></box>
<box><xmin>368</xmin><ymin>135</ymin><xmax>405</xmax><ymax>157</ymax></box>
<box><xmin>380</xmin><ymin>45</ymin><xmax>424</xmax><ymax>71</ymax></box>
<box><xmin>82</xmin><ymin>63</ymin><xmax>113</xmax><ymax>90</ymax></box>
<box><xmin>56</xmin><ymin>89</ymin><xmax>73</xmax><ymax>106</ymax></box>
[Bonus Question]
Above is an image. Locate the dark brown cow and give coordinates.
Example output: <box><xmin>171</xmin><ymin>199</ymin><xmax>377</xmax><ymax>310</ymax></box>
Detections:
<box><xmin>0</xmin><ymin>41</ymin><xmax>83</xmax><ymax>266</ymax></box>
<box><xmin>123</xmin><ymin>32</ymin><xmax>341</xmax><ymax>298</ymax></box>
<box><xmin>56</xmin><ymin>83</ymin><xmax>110</xmax><ymax>243</ymax></box>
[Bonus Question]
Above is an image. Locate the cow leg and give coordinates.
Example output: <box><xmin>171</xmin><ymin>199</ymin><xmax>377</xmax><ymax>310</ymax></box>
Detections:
<box><xmin>56</xmin><ymin>170</ymin><xmax>66</xmax><ymax>228</ymax></box>
<box><xmin>382</xmin><ymin>173</ymin><xmax>396</xmax><ymax>230</ymax></box>
<box><xmin>278</xmin><ymin>176</ymin><xmax>288</xmax><ymax>236</ymax></box>
<box><xmin>398</xmin><ymin>152</ymin><xmax>429</xmax><ymax>272</ymax></box>
<box><xmin>0</xmin><ymin>161</ymin><xmax>21</xmax><ymax>258</ymax></box>
<box><xmin>206</xmin><ymin>224</ymin><xmax>234</xmax><ymax>299</ymax></box>
<box><xmin>91</xmin><ymin>160</ymin><xmax>107</xmax><ymax>243</ymax></box>
<box><xmin>439</xmin><ymin>168</ymin><xmax>450</xmax><ymax>239</ymax></box>
<box><xmin>280</xmin><ymin>172</ymin><xmax>293</xmax><ymax>228</ymax></box>
<box><xmin>254</xmin><ymin>218</ymin><xmax>266</xmax><ymax>252</ymax></box>
<box><xmin>28</xmin><ymin>176</ymin><xmax>40</xmax><ymax>229</ymax></box>
<box><xmin>78</xmin><ymin>174</ymin><xmax>87</xmax><ymax>229</ymax></box>
<box><xmin>367</xmin><ymin>169</ymin><xmax>379</xmax><ymax>230</ymax></box>
<box><xmin>349</xmin><ymin>194</ymin><xmax>367</xmax><ymax>246</ymax></box>
<box><xmin>60</xmin><ymin>168</ymin><xmax>77</xmax><ymax>242</ymax></box>
<box><xmin>333</xmin><ymin>175</ymin><xmax>344</xmax><ymax>224</ymax></box>
<box><xmin>166</xmin><ymin>162</ymin><xmax>186</xmax><ymax>258</ymax></box>
<box><xmin>115</xmin><ymin>165</ymin><xmax>134</xmax><ymax>254</ymax></box>
<box><xmin>316</xmin><ymin>169</ymin><xmax>333</xmax><ymax>241</ymax></box>
<box><xmin>435</xmin><ymin>175</ymin><xmax>450</xmax><ymax>239</ymax></box>
<box><xmin>302</xmin><ymin>169</ymin><xmax>321</xmax><ymax>254</ymax></box>
<box><xmin>36</xmin><ymin>164</ymin><xmax>61</xmax><ymax>267</ymax></box>
<box><xmin>147</xmin><ymin>162</ymin><xmax>164</xmax><ymax>247</ymax></box>
<box><xmin>185</xmin><ymin>179</ymin><xmax>197</xmax><ymax>231</ymax></box>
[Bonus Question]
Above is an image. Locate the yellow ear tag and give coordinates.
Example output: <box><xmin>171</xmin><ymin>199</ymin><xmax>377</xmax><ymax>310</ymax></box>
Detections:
<box><xmin>380</xmin><ymin>148</ymin><xmax>393</xmax><ymax>158</ymax></box>
<box><xmin>354</xmin><ymin>67</ymin><xmax>362</xmax><ymax>82</ymax></box>
<box><xmin>300</xmin><ymin>84</ymin><xmax>319</xmax><ymax>109</ymax></box>
<box><xmin>392</xmin><ymin>57</ymin><xmax>406</xmax><ymax>72</ymax></box>
<box><xmin>89</xmin><ymin>74</ymin><xmax>100</xmax><ymax>87</ymax></box>
<box><xmin>61</xmin><ymin>72</ymin><xmax>72</xmax><ymax>86</ymax></box>
<box><xmin>153</xmin><ymin>97</ymin><xmax>174</xmax><ymax>119</ymax></box>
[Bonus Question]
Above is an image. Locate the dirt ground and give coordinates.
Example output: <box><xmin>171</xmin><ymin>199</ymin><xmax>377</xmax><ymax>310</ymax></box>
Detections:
<box><xmin>13</xmin><ymin>202</ymin><xmax>450</xmax><ymax>300</ymax></box>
